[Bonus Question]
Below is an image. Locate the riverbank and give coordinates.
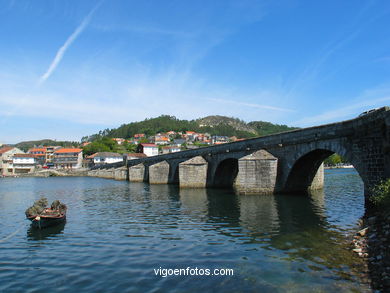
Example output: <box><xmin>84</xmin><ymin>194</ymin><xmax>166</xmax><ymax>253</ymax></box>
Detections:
<box><xmin>5</xmin><ymin>168</ymin><xmax>89</xmax><ymax>178</ymax></box>
<box><xmin>325</xmin><ymin>165</ymin><xmax>354</xmax><ymax>169</ymax></box>
<box><xmin>352</xmin><ymin>212</ymin><xmax>390</xmax><ymax>292</ymax></box>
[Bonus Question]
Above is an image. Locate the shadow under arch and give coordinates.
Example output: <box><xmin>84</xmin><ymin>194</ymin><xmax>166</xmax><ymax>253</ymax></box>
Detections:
<box><xmin>283</xmin><ymin>148</ymin><xmax>365</xmax><ymax>195</ymax></box>
<box><xmin>213</xmin><ymin>158</ymin><xmax>239</xmax><ymax>188</ymax></box>
<box><xmin>167</xmin><ymin>162</ymin><xmax>180</xmax><ymax>185</ymax></box>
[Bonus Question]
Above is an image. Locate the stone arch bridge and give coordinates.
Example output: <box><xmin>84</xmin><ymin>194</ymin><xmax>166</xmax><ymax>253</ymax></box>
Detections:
<box><xmin>88</xmin><ymin>107</ymin><xmax>390</xmax><ymax>199</ymax></box>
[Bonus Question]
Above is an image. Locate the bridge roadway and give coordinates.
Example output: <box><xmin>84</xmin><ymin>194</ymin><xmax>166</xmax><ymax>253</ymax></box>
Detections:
<box><xmin>88</xmin><ymin>107</ymin><xmax>390</xmax><ymax>198</ymax></box>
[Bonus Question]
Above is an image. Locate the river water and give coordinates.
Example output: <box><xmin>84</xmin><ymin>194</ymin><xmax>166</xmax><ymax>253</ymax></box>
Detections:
<box><xmin>0</xmin><ymin>168</ymin><xmax>370</xmax><ymax>292</ymax></box>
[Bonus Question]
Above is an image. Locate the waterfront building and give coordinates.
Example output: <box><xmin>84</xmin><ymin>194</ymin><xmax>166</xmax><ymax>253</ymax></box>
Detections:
<box><xmin>91</xmin><ymin>152</ymin><xmax>123</xmax><ymax>165</ymax></box>
<box><xmin>28</xmin><ymin>147</ymin><xmax>46</xmax><ymax>165</ymax></box>
<box><xmin>12</xmin><ymin>154</ymin><xmax>36</xmax><ymax>174</ymax></box>
<box><xmin>44</xmin><ymin>146</ymin><xmax>61</xmax><ymax>167</ymax></box>
<box><xmin>53</xmin><ymin>148</ymin><xmax>83</xmax><ymax>169</ymax></box>
<box><xmin>0</xmin><ymin>146</ymin><xmax>25</xmax><ymax>176</ymax></box>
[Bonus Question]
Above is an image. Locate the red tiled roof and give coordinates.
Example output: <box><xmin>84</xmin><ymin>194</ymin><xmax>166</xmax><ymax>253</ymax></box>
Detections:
<box><xmin>0</xmin><ymin>146</ymin><xmax>14</xmax><ymax>154</ymax></box>
<box><xmin>126</xmin><ymin>153</ymin><xmax>147</xmax><ymax>158</ymax></box>
<box><xmin>140</xmin><ymin>144</ymin><xmax>157</xmax><ymax>147</ymax></box>
<box><xmin>13</xmin><ymin>154</ymin><xmax>35</xmax><ymax>158</ymax></box>
<box><xmin>86</xmin><ymin>153</ymin><xmax>98</xmax><ymax>159</ymax></box>
<box><xmin>28</xmin><ymin>147</ymin><xmax>46</xmax><ymax>153</ymax></box>
<box><xmin>155</xmin><ymin>137</ymin><xmax>169</xmax><ymax>141</ymax></box>
<box><xmin>54</xmin><ymin>148</ymin><xmax>82</xmax><ymax>154</ymax></box>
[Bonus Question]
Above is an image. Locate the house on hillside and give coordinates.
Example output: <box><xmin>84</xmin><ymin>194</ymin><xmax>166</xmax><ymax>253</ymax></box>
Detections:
<box><xmin>137</xmin><ymin>143</ymin><xmax>158</xmax><ymax>157</ymax></box>
<box><xmin>53</xmin><ymin>148</ymin><xmax>83</xmax><ymax>169</ymax></box>
<box><xmin>211</xmin><ymin>136</ymin><xmax>230</xmax><ymax>145</ymax></box>
<box><xmin>126</xmin><ymin>153</ymin><xmax>147</xmax><ymax>160</ymax></box>
<box><xmin>173</xmin><ymin>138</ymin><xmax>186</xmax><ymax>146</ymax></box>
<box><xmin>112</xmin><ymin>138</ymin><xmax>125</xmax><ymax>145</ymax></box>
<box><xmin>161</xmin><ymin>146</ymin><xmax>181</xmax><ymax>154</ymax></box>
<box><xmin>154</xmin><ymin>135</ymin><xmax>170</xmax><ymax>145</ymax></box>
<box><xmin>0</xmin><ymin>146</ymin><xmax>24</xmax><ymax>176</ymax></box>
<box><xmin>13</xmin><ymin>154</ymin><xmax>36</xmax><ymax>174</ymax></box>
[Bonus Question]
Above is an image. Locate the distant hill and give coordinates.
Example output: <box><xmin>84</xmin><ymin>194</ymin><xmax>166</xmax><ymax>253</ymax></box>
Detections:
<box><xmin>196</xmin><ymin>115</ymin><xmax>257</xmax><ymax>134</ymax></box>
<box><xmin>15</xmin><ymin>139</ymin><xmax>80</xmax><ymax>152</ymax></box>
<box><xmin>248</xmin><ymin>121</ymin><xmax>299</xmax><ymax>136</ymax></box>
<box><xmin>83</xmin><ymin>115</ymin><xmax>298</xmax><ymax>142</ymax></box>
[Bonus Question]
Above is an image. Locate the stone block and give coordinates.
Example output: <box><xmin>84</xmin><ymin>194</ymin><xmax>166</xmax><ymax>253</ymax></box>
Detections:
<box><xmin>114</xmin><ymin>167</ymin><xmax>127</xmax><ymax>180</ymax></box>
<box><xmin>308</xmin><ymin>163</ymin><xmax>324</xmax><ymax>191</ymax></box>
<box><xmin>234</xmin><ymin>150</ymin><xmax>278</xmax><ymax>195</ymax></box>
<box><xmin>179</xmin><ymin>156</ymin><xmax>208</xmax><ymax>188</ymax></box>
<box><xmin>129</xmin><ymin>163</ymin><xmax>145</xmax><ymax>182</ymax></box>
<box><xmin>149</xmin><ymin>161</ymin><xmax>170</xmax><ymax>184</ymax></box>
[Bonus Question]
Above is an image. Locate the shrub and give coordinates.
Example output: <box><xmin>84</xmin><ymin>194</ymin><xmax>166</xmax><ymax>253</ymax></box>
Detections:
<box><xmin>371</xmin><ymin>179</ymin><xmax>390</xmax><ymax>210</ymax></box>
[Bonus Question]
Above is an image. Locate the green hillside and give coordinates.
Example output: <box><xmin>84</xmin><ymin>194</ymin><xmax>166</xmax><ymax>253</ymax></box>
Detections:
<box><xmin>82</xmin><ymin>115</ymin><xmax>298</xmax><ymax>142</ymax></box>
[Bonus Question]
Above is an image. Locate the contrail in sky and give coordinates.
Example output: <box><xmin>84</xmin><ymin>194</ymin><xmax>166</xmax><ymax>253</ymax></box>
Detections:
<box><xmin>38</xmin><ymin>2</ymin><xmax>102</xmax><ymax>85</ymax></box>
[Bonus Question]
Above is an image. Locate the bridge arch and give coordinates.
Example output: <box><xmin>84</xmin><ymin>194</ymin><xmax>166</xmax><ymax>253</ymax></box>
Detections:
<box><xmin>212</xmin><ymin>158</ymin><xmax>239</xmax><ymax>188</ymax></box>
<box><xmin>283</xmin><ymin>145</ymin><xmax>366</xmax><ymax>194</ymax></box>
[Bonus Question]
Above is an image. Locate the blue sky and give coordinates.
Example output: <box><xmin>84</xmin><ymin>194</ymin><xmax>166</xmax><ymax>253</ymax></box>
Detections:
<box><xmin>1</xmin><ymin>0</ymin><xmax>390</xmax><ymax>143</ymax></box>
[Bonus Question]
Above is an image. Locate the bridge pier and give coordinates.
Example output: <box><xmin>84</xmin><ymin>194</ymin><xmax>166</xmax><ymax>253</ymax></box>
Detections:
<box><xmin>235</xmin><ymin>150</ymin><xmax>278</xmax><ymax>195</ymax></box>
<box><xmin>114</xmin><ymin>167</ymin><xmax>127</xmax><ymax>180</ymax></box>
<box><xmin>179</xmin><ymin>156</ymin><xmax>208</xmax><ymax>188</ymax></box>
<box><xmin>129</xmin><ymin>163</ymin><xmax>146</xmax><ymax>182</ymax></box>
<box><xmin>149</xmin><ymin>161</ymin><xmax>170</xmax><ymax>184</ymax></box>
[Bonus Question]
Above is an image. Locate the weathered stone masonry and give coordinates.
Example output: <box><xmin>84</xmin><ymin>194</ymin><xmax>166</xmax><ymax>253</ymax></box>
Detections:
<box><xmin>90</xmin><ymin>107</ymin><xmax>390</xmax><ymax>199</ymax></box>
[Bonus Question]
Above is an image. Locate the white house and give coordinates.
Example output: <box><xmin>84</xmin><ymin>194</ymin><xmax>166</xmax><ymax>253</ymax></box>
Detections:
<box><xmin>93</xmin><ymin>152</ymin><xmax>123</xmax><ymax>165</ymax></box>
<box><xmin>138</xmin><ymin>143</ymin><xmax>159</xmax><ymax>157</ymax></box>
<box><xmin>13</xmin><ymin>154</ymin><xmax>36</xmax><ymax>174</ymax></box>
<box><xmin>0</xmin><ymin>146</ymin><xmax>24</xmax><ymax>176</ymax></box>
<box><xmin>161</xmin><ymin>146</ymin><xmax>181</xmax><ymax>154</ymax></box>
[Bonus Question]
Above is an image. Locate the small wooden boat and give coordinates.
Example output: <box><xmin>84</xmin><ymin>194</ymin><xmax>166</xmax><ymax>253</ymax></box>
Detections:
<box><xmin>26</xmin><ymin>198</ymin><xmax>67</xmax><ymax>229</ymax></box>
<box><xmin>27</xmin><ymin>208</ymin><xmax>66</xmax><ymax>229</ymax></box>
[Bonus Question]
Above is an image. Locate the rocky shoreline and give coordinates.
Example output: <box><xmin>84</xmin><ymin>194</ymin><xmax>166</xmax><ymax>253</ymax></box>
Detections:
<box><xmin>352</xmin><ymin>213</ymin><xmax>390</xmax><ymax>292</ymax></box>
<box><xmin>6</xmin><ymin>169</ymin><xmax>89</xmax><ymax>178</ymax></box>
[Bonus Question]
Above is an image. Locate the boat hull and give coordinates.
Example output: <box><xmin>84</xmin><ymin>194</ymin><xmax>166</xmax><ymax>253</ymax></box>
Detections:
<box><xmin>28</xmin><ymin>216</ymin><xmax>66</xmax><ymax>229</ymax></box>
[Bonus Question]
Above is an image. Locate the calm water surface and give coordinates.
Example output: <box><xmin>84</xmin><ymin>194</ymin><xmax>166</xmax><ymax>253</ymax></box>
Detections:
<box><xmin>0</xmin><ymin>168</ymin><xmax>369</xmax><ymax>292</ymax></box>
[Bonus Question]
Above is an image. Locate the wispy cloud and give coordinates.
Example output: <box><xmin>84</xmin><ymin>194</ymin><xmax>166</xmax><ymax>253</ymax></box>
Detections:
<box><xmin>38</xmin><ymin>2</ymin><xmax>102</xmax><ymax>85</ymax></box>
<box><xmin>293</xmin><ymin>95</ymin><xmax>390</xmax><ymax>126</ymax></box>
<box><xmin>208</xmin><ymin>98</ymin><xmax>294</xmax><ymax>112</ymax></box>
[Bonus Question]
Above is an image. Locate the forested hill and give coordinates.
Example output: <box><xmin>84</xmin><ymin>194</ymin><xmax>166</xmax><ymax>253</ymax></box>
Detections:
<box><xmin>82</xmin><ymin>115</ymin><xmax>298</xmax><ymax>142</ymax></box>
<box><xmin>15</xmin><ymin>139</ymin><xmax>79</xmax><ymax>152</ymax></box>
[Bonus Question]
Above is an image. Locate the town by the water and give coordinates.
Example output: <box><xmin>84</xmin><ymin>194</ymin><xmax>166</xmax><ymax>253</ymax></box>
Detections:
<box><xmin>0</xmin><ymin>130</ymin><xmax>248</xmax><ymax>176</ymax></box>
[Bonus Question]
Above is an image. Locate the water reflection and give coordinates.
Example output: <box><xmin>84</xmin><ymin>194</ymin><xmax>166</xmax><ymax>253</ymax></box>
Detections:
<box><xmin>0</xmin><ymin>171</ymin><xmax>368</xmax><ymax>292</ymax></box>
<box><xmin>239</xmin><ymin>194</ymin><xmax>279</xmax><ymax>236</ymax></box>
<box><xmin>27</xmin><ymin>222</ymin><xmax>66</xmax><ymax>241</ymax></box>
<box><xmin>179</xmin><ymin>188</ymin><xmax>208</xmax><ymax>219</ymax></box>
